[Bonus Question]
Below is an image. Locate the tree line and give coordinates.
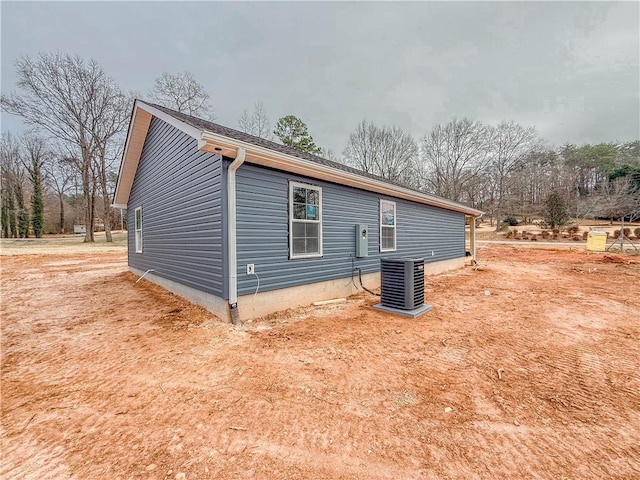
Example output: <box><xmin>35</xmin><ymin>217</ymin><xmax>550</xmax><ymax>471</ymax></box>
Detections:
<box><xmin>241</xmin><ymin>110</ymin><xmax>640</xmax><ymax>230</ymax></box>
<box><xmin>0</xmin><ymin>55</ymin><xmax>218</xmax><ymax>241</ymax></box>
<box><xmin>2</xmin><ymin>52</ymin><xmax>639</xmax><ymax>240</ymax></box>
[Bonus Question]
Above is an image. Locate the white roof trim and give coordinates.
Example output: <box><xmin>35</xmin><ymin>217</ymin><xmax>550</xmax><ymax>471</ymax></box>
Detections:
<box><xmin>114</xmin><ymin>101</ymin><xmax>483</xmax><ymax>217</ymax></box>
<box><xmin>113</xmin><ymin>100</ymin><xmax>207</xmax><ymax>207</ymax></box>
<box><xmin>200</xmin><ymin>130</ymin><xmax>483</xmax><ymax>216</ymax></box>
<box><xmin>136</xmin><ymin>101</ymin><xmax>207</xmax><ymax>148</ymax></box>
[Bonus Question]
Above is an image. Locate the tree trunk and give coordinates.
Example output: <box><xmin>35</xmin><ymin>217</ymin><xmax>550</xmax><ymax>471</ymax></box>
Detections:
<box><xmin>7</xmin><ymin>192</ymin><xmax>17</xmax><ymax>238</ymax></box>
<box><xmin>103</xmin><ymin>204</ymin><xmax>113</xmax><ymax>242</ymax></box>
<box><xmin>83</xmin><ymin>185</ymin><xmax>92</xmax><ymax>242</ymax></box>
<box><xmin>1</xmin><ymin>196</ymin><xmax>8</xmax><ymax>238</ymax></box>
<box><xmin>494</xmin><ymin>181</ymin><xmax>505</xmax><ymax>232</ymax></box>
<box><xmin>31</xmin><ymin>166</ymin><xmax>44</xmax><ymax>238</ymax></box>
<box><xmin>99</xmin><ymin>149</ymin><xmax>112</xmax><ymax>243</ymax></box>
<box><xmin>15</xmin><ymin>183</ymin><xmax>29</xmax><ymax>238</ymax></box>
<box><xmin>82</xmin><ymin>152</ymin><xmax>95</xmax><ymax>243</ymax></box>
<box><xmin>59</xmin><ymin>193</ymin><xmax>65</xmax><ymax>233</ymax></box>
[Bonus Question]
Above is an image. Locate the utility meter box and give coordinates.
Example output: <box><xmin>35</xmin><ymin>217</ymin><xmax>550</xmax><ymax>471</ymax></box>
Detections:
<box><xmin>356</xmin><ymin>224</ymin><xmax>369</xmax><ymax>257</ymax></box>
<box><xmin>587</xmin><ymin>231</ymin><xmax>607</xmax><ymax>252</ymax></box>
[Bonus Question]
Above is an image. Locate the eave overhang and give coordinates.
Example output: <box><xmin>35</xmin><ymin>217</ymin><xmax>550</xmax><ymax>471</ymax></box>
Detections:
<box><xmin>113</xmin><ymin>101</ymin><xmax>484</xmax><ymax>218</ymax></box>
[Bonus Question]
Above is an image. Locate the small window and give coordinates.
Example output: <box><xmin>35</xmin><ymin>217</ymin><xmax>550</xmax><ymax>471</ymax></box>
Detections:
<box><xmin>134</xmin><ymin>207</ymin><xmax>143</xmax><ymax>253</ymax></box>
<box><xmin>380</xmin><ymin>200</ymin><xmax>396</xmax><ymax>252</ymax></box>
<box><xmin>289</xmin><ymin>182</ymin><xmax>322</xmax><ymax>258</ymax></box>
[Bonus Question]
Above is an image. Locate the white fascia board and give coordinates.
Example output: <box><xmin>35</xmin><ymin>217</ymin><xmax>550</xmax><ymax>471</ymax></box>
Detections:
<box><xmin>201</xmin><ymin>131</ymin><xmax>483</xmax><ymax>217</ymax></box>
<box><xmin>113</xmin><ymin>100</ymin><xmax>209</xmax><ymax>207</ymax></box>
<box><xmin>115</xmin><ymin>101</ymin><xmax>483</xmax><ymax>217</ymax></box>
<box><xmin>113</xmin><ymin>102</ymin><xmax>140</xmax><ymax>206</ymax></box>
<box><xmin>136</xmin><ymin>101</ymin><xmax>205</xmax><ymax>145</ymax></box>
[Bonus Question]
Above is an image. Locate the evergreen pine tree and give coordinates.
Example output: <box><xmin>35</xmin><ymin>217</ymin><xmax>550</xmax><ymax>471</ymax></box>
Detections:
<box><xmin>15</xmin><ymin>182</ymin><xmax>29</xmax><ymax>238</ymax></box>
<box><xmin>273</xmin><ymin>115</ymin><xmax>322</xmax><ymax>154</ymax></box>
<box><xmin>31</xmin><ymin>166</ymin><xmax>44</xmax><ymax>237</ymax></box>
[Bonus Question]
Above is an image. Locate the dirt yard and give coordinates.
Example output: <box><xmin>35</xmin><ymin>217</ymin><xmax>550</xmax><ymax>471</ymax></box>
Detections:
<box><xmin>1</xmin><ymin>244</ymin><xmax>639</xmax><ymax>479</ymax></box>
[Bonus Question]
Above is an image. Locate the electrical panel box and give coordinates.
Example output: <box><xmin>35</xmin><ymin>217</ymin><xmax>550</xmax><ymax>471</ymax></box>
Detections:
<box><xmin>356</xmin><ymin>224</ymin><xmax>368</xmax><ymax>258</ymax></box>
<box><xmin>586</xmin><ymin>231</ymin><xmax>607</xmax><ymax>252</ymax></box>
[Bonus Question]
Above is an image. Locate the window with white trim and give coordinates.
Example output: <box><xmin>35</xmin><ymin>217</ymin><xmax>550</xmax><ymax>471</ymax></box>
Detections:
<box><xmin>380</xmin><ymin>199</ymin><xmax>396</xmax><ymax>252</ymax></box>
<box><xmin>289</xmin><ymin>182</ymin><xmax>322</xmax><ymax>258</ymax></box>
<box><xmin>134</xmin><ymin>206</ymin><xmax>143</xmax><ymax>253</ymax></box>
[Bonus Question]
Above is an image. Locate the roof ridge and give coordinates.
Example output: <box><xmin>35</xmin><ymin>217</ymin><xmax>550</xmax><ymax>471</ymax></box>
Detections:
<box><xmin>137</xmin><ymin>99</ymin><xmax>481</xmax><ymax>215</ymax></box>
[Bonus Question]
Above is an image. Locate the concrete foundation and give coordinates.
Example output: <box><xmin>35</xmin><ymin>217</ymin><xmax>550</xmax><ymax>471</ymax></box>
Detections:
<box><xmin>131</xmin><ymin>256</ymin><xmax>466</xmax><ymax>323</ymax></box>
<box><xmin>373</xmin><ymin>303</ymin><xmax>433</xmax><ymax>318</ymax></box>
<box><xmin>130</xmin><ymin>267</ymin><xmax>229</xmax><ymax>320</ymax></box>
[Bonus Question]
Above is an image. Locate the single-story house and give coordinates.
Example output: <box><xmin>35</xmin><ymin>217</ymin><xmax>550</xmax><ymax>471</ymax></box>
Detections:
<box><xmin>113</xmin><ymin>100</ymin><xmax>483</xmax><ymax>323</ymax></box>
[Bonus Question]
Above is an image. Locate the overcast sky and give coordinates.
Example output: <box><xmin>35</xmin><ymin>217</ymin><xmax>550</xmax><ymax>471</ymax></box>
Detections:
<box><xmin>1</xmin><ymin>1</ymin><xmax>638</xmax><ymax>154</ymax></box>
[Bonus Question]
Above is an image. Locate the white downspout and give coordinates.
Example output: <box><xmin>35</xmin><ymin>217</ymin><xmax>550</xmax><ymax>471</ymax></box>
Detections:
<box><xmin>227</xmin><ymin>147</ymin><xmax>246</xmax><ymax>325</ymax></box>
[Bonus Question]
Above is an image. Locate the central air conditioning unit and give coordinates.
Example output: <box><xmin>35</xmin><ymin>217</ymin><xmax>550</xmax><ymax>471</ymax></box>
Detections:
<box><xmin>373</xmin><ymin>258</ymin><xmax>432</xmax><ymax>317</ymax></box>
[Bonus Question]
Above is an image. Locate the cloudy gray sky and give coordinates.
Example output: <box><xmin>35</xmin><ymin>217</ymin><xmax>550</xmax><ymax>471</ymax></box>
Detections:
<box><xmin>2</xmin><ymin>1</ymin><xmax>638</xmax><ymax>154</ymax></box>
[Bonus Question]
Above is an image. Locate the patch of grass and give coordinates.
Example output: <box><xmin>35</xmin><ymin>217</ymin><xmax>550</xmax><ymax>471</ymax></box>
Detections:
<box><xmin>1</xmin><ymin>231</ymin><xmax>126</xmax><ymax>247</ymax></box>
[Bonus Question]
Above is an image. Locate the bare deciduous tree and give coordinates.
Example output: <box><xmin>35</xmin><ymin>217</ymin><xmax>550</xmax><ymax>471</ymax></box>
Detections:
<box><xmin>343</xmin><ymin>120</ymin><xmax>419</xmax><ymax>188</ymax></box>
<box><xmin>320</xmin><ymin>148</ymin><xmax>339</xmax><ymax>162</ymax></box>
<box><xmin>44</xmin><ymin>148</ymin><xmax>75</xmax><ymax>234</ymax></box>
<box><xmin>150</xmin><ymin>71</ymin><xmax>214</xmax><ymax>119</ymax></box>
<box><xmin>598</xmin><ymin>175</ymin><xmax>640</xmax><ymax>224</ymax></box>
<box><xmin>488</xmin><ymin>121</ymin><xmax>539</xmax><ymax>230</ymax></box>
<box><xmin>1</xmin><ymin>133</ymin><xmax>24</xmax><ymax>238</ymax></box>
<box><xmin>90</xmin><ymin>90</ymin><xmax>130</xmax><ymax>242</ymax></box>
<box><xmin>238</xmin><ymin>102</ymin><xmax>272</xmax><ymax>139</ymax></box>
<box><xmin>1</xmin><ymin>53</ymin><xmax>128</xmax><ymax>242</ymax></box>
<box><xmin>420</xmin><ymin>118</ymin><xmax>492</xmax><ymax>203</ymax></box>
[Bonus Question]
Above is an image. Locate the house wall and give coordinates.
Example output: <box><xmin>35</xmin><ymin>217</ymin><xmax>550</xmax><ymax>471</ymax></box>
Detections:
<box><xmin>236</xmin><ymin>257</ymin><xmax>466</xmax><ymax>321</ymax></box>
<box><xmin>128</xmin><ymin>117</ymin><xmax>226</xmax><ymax>297</ymax></box>
<box><xmin>234</xmin><ymin>163</ymin><xmax>465</xmax><ymax>297</ymax></box>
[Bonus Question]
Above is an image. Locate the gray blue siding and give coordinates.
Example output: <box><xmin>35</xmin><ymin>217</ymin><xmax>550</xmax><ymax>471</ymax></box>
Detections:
<box><xmin>235</xmin><ymin>163</ymin><xmax>465</xmax><ymax>296</ymax></box>
<box><xmin>128</xmin><ymin>117</ymin><xmax>225</xmax><ymax>297</ymax></box>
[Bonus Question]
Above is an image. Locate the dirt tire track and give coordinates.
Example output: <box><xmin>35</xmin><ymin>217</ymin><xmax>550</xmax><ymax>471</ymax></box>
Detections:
<box><xmin>1</xmin><ymin>245</ymin><xmax>639</xmax><ymax>479</ymax></box>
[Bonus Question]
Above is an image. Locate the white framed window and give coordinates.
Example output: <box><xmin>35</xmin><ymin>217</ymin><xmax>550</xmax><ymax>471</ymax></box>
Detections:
<box><xmin>380</xmin><ymin>199</ymin><xmax>396</xmax><ymax>252</ymax></box>
<box><xmin>134</xmin><ymin>206</ymin><xmax>143</xmax><ymax>253</ymax></box>
<box><xmin>289</xmin><ymin>181</ymin><xmax>322</xmax><ymax>259</ymax></box>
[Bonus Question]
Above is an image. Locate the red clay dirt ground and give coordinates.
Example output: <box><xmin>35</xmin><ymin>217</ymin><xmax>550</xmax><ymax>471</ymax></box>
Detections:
<box><xmin>1</xmin><ymin>245</ymin><xmax>639</xmax><ymax>479</ymax></box>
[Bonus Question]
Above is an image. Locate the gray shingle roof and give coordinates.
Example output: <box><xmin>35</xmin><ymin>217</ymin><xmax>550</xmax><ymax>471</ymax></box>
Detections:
<box><xmin>143</xmin><ymin>101</ymin><xmax>481</xmax><ymax>215</ymax></box>
<box><xmin>147</xmin><ymin>102</ymin><xmax>391</xmax><ymax>179</ymax></box>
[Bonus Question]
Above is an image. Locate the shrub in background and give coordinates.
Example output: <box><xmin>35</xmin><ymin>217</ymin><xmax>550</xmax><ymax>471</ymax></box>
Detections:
<box><xmin>544</xmin><ymin>191</ymin><xmax>569</xmax><ymax>229</ymax></box>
